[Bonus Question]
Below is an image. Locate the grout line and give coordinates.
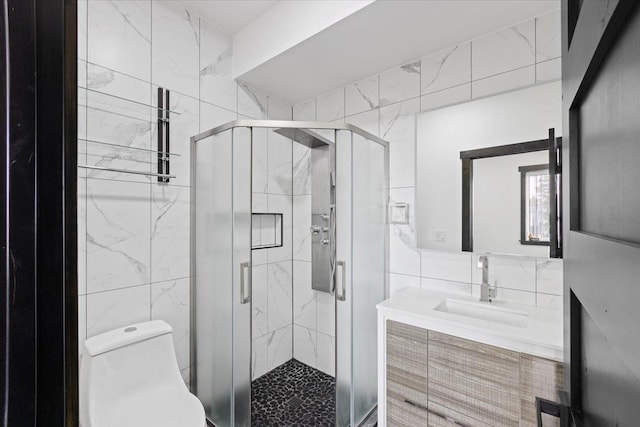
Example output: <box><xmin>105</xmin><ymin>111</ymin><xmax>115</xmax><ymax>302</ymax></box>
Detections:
<box><xmin>534</xmin><ymin>16</ymin><xmax>538</xmax><ymax>83</ymax></box>
<box><xmin>470</xmin><ymin>40</ymin><xmax>474</xmax><ymax>98</ymax></box>
<box><xmin>83</xmin><ymin>281</ymin><xmax>155</xmax><ymax>298</ymax></box>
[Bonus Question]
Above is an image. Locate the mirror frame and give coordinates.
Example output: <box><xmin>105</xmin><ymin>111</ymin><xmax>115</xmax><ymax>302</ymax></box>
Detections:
<box><xmin>460</xmin><ymin>128</ymin><xmax>563</xmax><ymax>258</ymax></box>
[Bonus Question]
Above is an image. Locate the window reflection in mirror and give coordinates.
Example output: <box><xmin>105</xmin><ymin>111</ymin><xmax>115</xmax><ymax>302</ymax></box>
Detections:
<box><xmin>519</xmin><ymin>165</ymin><xmax>550</xmax><ymax>246</ymax></box>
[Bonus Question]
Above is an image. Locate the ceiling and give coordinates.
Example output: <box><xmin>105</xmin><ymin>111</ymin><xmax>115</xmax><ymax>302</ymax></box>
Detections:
<box><xmin>175</xmin><ymin>0</ymin><xmax>278</xmax><ymax>35</ymax></box>
<box><xmin>176</xmin><ymin>0</ymin><xmax>560</xmax><ymax>103</ymax></box>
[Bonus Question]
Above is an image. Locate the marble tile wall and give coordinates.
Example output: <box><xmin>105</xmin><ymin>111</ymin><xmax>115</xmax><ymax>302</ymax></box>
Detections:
<box><xmin>77</xmin><ymin>0</ymin><xmax>292</xmax><ymax>384</ymax></box>
<box><xmin>293</xmin><ymin>9</ymin><xmax>563</xmax><ymax>311</ymax></box>
<box><xmin>251</xmin><ymin>115</ymin><xmax>336</xmax><ymax>379</ymax></box>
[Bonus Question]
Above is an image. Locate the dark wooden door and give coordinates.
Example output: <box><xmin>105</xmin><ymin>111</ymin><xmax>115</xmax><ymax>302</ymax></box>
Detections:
<box><xmin>562</xmin><ymin>0</ymin><xmax>640</xmax><ymax>425</ymax></box>
<box><xmin>2</xmin><ymin>0</ymin><xmax>78</xmax><ymax>425</ymax></box>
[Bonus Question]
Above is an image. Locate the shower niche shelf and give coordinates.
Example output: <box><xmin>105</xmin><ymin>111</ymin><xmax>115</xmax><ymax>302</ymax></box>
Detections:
<box><xmin>251</xmin><ymin>213</ymin><xmax>283</xmax><ymax>250</ymax></box>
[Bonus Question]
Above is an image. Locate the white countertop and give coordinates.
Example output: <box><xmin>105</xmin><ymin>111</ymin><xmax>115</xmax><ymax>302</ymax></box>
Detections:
<box><xmin>377</xmin><ymin>287</ymin><xmax>563</xmax><ymax>361</ymax></box>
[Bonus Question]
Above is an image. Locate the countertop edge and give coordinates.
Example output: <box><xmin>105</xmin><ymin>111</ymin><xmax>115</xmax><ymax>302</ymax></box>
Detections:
<box><xmin>377</xmin><ymin>303</ymin><xmax>564</xmax><ymax>362</ymax></box>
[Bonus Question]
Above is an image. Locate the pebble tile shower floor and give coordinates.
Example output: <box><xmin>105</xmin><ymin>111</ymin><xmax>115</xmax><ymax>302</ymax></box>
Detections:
<box><xmin>251</xmin><ymin>359</ymin><xmax>336</xmax><ymax>426</ymax></box>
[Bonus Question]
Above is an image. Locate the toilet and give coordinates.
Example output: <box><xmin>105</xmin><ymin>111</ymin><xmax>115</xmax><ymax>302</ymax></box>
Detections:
<box><xmin>79</xmin><ymin>320</ymin><xmax>206</xmax><ymax>427</ymax></box>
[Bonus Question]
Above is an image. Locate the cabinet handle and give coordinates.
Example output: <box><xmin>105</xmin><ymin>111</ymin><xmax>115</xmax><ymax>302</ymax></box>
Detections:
<box><xmin>404</xmin><ymin>400</ymin><xmax>470</xmax><ymax>427</ymax></box>
<box><xmin>403</xmin><ymin>398</ymin><xmax>428</xmax><ymax>411</ymax></box>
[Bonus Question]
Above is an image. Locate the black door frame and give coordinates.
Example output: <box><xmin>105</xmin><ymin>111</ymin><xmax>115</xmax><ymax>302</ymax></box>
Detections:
<box><xmin>2</xmin><ymin>0</ymin><xmax>78</xmax><ymax>425</ymax></box>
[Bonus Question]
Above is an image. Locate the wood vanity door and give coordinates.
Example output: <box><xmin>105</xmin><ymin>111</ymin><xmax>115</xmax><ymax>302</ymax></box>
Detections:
<box><xmin>520</xmin><ymin>355</ymin><xmax>564</xmax><ymax>427</ymax></box>
<box><xmin>427</xmin><ymin>331</ymin><xmax>520</xmax><ymax>426</ymax></box>
<box><xmin>386</xmin><ymin>321</ymin><xmax>429</xmax><ymax>427</ymax></box>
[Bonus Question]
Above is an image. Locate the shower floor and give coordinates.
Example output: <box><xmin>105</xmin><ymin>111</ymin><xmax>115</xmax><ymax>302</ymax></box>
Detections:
<box><xmin>251</xmin><ymin>359</ymin><xmax>336</xmax><ymax>426</ymax></box>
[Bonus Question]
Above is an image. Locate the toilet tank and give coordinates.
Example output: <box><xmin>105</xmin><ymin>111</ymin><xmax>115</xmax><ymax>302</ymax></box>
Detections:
<box><xmin>79</xmin><ymin>320</ymin><xmax>186</xmax><ymax>426</ymax></box>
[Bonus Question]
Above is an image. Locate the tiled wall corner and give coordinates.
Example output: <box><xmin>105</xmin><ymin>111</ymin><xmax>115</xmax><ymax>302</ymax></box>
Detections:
<box><xmin>79</xmin><ymin>1</ymin><xmax>293</xmax><ymax>385</ymax></box>
<box><xmin>292</xmin><ymin>9</ymin><xmax>563</xmax><ymax>309</ymax></box>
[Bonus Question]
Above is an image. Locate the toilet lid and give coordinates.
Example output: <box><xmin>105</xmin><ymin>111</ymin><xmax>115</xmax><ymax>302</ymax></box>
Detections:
<box><xmin>94</xmin><ymin>385</ymin><xmax>205</xmax><ymax>427</ymax></box>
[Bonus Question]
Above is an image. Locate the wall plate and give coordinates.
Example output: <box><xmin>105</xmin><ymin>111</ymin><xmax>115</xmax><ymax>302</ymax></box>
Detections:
<box><xmin>389</xmin><ymin>202</ymin><xmax>409</xmax><ymax>224</ymax></box>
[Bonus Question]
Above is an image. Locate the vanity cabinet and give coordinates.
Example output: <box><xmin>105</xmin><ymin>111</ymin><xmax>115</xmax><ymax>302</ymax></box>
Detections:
<box><xmin>385</xmin><ymin>321</ymin><xmax>563</xmax><ymax>427</ymax></box>
<box><xmin>386</xmin><ymin>321</ymin><xmax>429</xmax><ymax>426</ymax></box>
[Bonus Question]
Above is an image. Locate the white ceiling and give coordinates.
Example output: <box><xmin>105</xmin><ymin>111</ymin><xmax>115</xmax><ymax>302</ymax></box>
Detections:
<box><xmin>175</xmin><ymin>0</ymin><xmax>278</xmax><ymax>35</ymax></box>
<box><xmin>237</xmin><ymin>0</ymin><xmax>559</xmax><ymax>103</ymax></box>
<box><xmin>175</xmin><ymin>0</ymin><xmax>560</xmax><ymax>103</ymax></box>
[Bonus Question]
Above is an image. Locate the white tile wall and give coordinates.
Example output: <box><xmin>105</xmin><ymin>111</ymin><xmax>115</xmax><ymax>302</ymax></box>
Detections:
<box><xmin>80</xmin><ymin>4</ymin><xmax>563</xmax><ymax>387</ymax></box>
<box><xmin>252</xmin><ymin>334</ymin><xmax>269</xmax><ymax>380</ymax></box>
<box><xmin>86</xmin><ymin>179</ymin><xmax>151</xmax><ymax>293</ymax></box>
<box><xmin>536</xmin><ymin>58</ymin><xmax>562</xmax><ymax>83</ymax></box>
<box><xmin>421</xmin><ymin>251</ymin><xmax>472</xmax><ymax>284</ymax></box>
<box><xmin>268</xmin><ymin>262</ymin><xmax>293</xmax><ymax>332</ymax></box>
<box><xmin>293</xmin><ymin>325</ymin><xmax>318</xmax><ymax>368</ymax></box>
<box><xmin>151</xmin><ymin>277</ymin><xmax>190</xmax><ymax>381</ymax></box>
<box><xmin>252</xmin><ymin>265</ymin><xmax>269</xmax><ymax>340</ymax></box>
<box><xmin>239</xmin><ymin>83</ymin><xmax>268</xmax><ymax>119</ymax></box>
<box><xmin>420</xmin><ymin>84</ymin><xmax>471</xmax><ymax>112</ymax></box>
<box><xmin>379</xmin><ymin>60</ymin><xmax>421</xmax><ymax>106</ymax></box>
<box><xmin>317</xmin><ymin>87</ymin><xmax>345</xmax><ymax>122</ymax></box>
<box><xmin>151</xmin><ymin>1</ymin><xmax>200</xmax><ymax>98</ymax></box>
<box><xmin>471</xmin><ymin>21</ymin><xmax>535</xmax><ymax>80</ymax></box>
<box><xmin>268</xmin><ymin>325</ymin><xmax>293</xmax><ymax>371</ymax></box>
<box><xmin>536</xmin><ymin>10</ymin><xmax>562</xmax><ymax>62</ymax></box>
<box><xmin>471</xmin><ymin>65</ymin><xmax>536</xmax><ymax>98</ymax></box>
<box><xmin>345</xmin><ymin>75</ymin><xmax>379</xmax><ymax>116</ymax></box>
<box><xmin>390</xmin><ymin>273</ymin><xmax>420</xmax><ymax>295</ymax></box>
<box><xmin>199</xmin><ymin>19</ymin><xmax>237</xmax><ymax>112</ymax></box>
<box><xmin>292</xmin><ymin>98</ymin><xmax>316</xmax><ymax>121</ymax></box>
<box><xmin>86</xmin><ymin>284</ymin><xmax>151</xmax><ymax>338</ymax></box>
<box><xmin>293</xmin><ymin>9</ymin><xmax>563</xmax><ymax>309</ymax></box>
<box><xmin>151</xmin><ymin>184</ymin><xmax>190</xmax><ymax>283</ymax></box>
<box><xmin>381</xmin><ymin>98</ymin><xmax>420</xmax><ymax>189</ymax></box>
<box><xmin>316</xmin><ymin>332</ymin><xmax>335</xmax><ymax>377</ymax></box>
<box><xmin>421</xmin><ymin>43</ymin><xmax>471</xmax><ymax>95</ymax></box>
<box><xmin>78</xmin><ymin>1</ymin><xmax>292</xmax><ymax>385</ymax></box>
<box><xmin>87</xmin><ymin>0</ymin><xmax>151</xmax><ymax>82</ymax></box>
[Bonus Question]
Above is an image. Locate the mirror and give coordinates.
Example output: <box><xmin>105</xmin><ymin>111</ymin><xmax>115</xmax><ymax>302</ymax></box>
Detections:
<box><xmin>416</xmin><ymin>82</ymin><xmax>563</xmax><ymax>258</ymax></box>
<box><xmin>460</xmin><ymin>134</ymin><xmax>562</xmax><ymax>258</ymax></box>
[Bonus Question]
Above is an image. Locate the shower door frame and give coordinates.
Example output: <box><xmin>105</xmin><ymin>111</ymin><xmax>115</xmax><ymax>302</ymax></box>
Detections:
<box><xmin>190</xmin><ymin>120</ymin><xmax>390</xmax><ymax>426</ymax></box>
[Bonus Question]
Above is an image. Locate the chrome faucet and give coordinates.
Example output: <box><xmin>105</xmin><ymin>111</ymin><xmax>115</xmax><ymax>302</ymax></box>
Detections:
<box><xmin>478</xmin><ymin>255</ymin><xmax>497</xmax><ymax>302</ymax></box>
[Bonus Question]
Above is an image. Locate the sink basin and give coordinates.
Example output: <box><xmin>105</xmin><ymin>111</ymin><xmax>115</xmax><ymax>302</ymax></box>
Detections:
<box><xmin>434</xmin><ymin>298</ymin><xmax>528</xmax><ymax>328</ymax></box>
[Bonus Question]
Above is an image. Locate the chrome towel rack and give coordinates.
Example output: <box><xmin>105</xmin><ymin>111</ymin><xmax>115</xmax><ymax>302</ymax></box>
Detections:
<box><xmin>78</xmin><ymin>165</ymin><xmax>176</xmax><ymax>179</ymax></box>
<box><xmin>77</xmin><ymin>87</ymin><xmax>177</xmax><ymax>181</ymax></box>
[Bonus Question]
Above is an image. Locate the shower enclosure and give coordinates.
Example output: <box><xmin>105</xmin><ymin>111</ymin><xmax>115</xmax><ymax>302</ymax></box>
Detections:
<box><xmin>190</xmin><ymin>120</ymin><xmax>388</xmax><ymax>427</ymax></box>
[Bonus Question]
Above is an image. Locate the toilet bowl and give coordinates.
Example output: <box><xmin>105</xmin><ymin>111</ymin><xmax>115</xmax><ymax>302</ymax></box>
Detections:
<box><xmin>79</xmin><ymin>320</ymin><xmax>206</xmax><ymax>427</ymax></box>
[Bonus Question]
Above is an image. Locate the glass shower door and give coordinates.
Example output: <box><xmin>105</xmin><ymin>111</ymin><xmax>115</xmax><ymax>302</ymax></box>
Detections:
<box><xmin>351</xmin><ymin>132</ymin><xmax>386</xmax><ymax>425</ymax></box>
<box><xmin>192</xmin><ymin>127</ymin><xmax>252</xmax><ymax>427</ymax></box>
<box><xmin>335</xmin><ymin>130</ymin><xmax>387</xmax><ymax>426</ymax></box>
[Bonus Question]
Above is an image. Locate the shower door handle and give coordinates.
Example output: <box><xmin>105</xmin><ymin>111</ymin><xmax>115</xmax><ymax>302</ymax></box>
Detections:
<box><xmin>336</xmin><ymin>261</ymin><xmax>346</xmax><ymax>301</ymax></box>
<box><xmin>240</xmin><ymin>262</ymin><xmax>251</xmax><ymax>304</ymax></box>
